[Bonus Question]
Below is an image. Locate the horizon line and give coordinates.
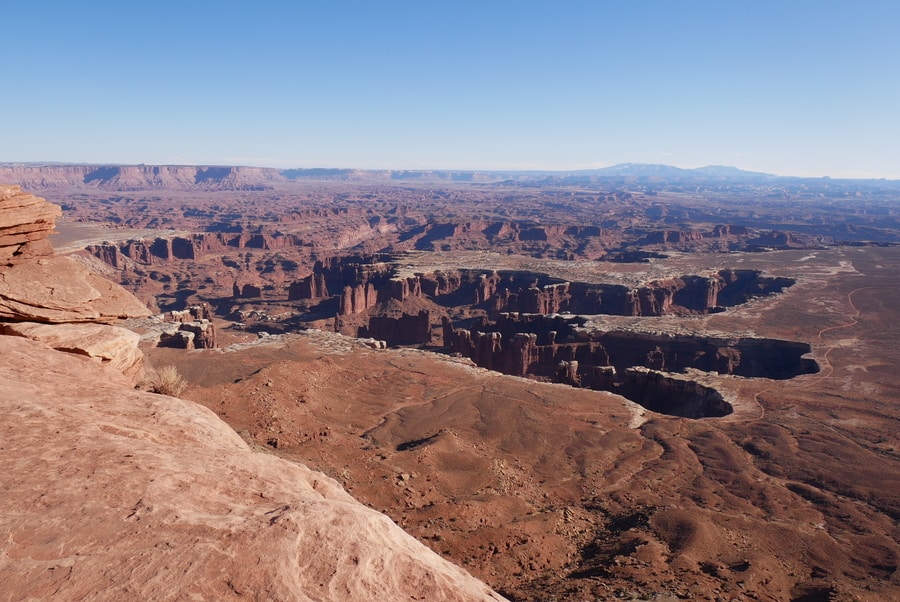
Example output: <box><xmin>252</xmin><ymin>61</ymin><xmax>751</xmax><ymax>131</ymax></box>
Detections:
<box><xmin>3</xmin><ymin>160</ymin><xmax>900</xmax><ymax>182</ymax></box>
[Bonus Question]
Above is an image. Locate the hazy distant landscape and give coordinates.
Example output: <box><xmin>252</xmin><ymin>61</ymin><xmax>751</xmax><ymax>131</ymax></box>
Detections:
<box><xmin>2</xmin><ymin>162</ymin><xmax>898</xmax><ymax>600</ymax></box>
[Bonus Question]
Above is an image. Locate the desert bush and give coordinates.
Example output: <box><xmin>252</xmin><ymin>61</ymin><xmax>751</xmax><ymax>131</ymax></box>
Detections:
<box><xmin>148</xmin><ymin>365</ymin><xmax>188</xmax><ymax>397</ymax></box>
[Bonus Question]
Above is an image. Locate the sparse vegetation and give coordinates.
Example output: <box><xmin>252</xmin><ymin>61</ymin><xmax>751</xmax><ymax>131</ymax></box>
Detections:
<box><xmin>147</xmin><ymin>365</ymin><xmax>188</xmax><ymax>397</ymax></box>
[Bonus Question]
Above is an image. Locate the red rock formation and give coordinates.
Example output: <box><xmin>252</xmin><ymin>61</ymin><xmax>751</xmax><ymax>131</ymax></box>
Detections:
<box><xmin>339</xmin><ymin>282</ymin><xmax>377</xmax><ymax>315</ymax></box>
<box><xmin>0</xmin><ymin>335</ymin><xmax>504</xmax><ymax>601</ymax></box>
<box><xmin>288</xmin><ymin>271</ymin><xmax>329</xmax><ymax>300</ymax></box>
<box><xmin>158</xmin><ymin>320</ymin><xmax>217</xmax><ymax>350</ymax></box>
<box><xmin>445</xmin><ymin>313</ymin><xmax>818</xmax><ymax>384</ymax></box>
<box><xmin>0</xmin><ymin>185</ymin><xmax>61</xmax><ymax>265</ymax></box>
<box><xmin>0</xmin><ymin>321</ymin><xmax>144</xmax><ymax>380</ymax></box>
<box><xmin>360</xmin><ymin>310</ymin><xmax>432</xmax><ymax>345</ymax></box>
<box><xmin>640</xmin><ymin>229</ymin><xmax>706</xmax><ymax>244</ymax></box>
<box><xmin>86</xmin><ymin>243</ymin><xmax>122</xmax><ymax>268</ymax></box>
<box><xmin>0</xmin><ymin>164</ymin><xmax>286</xmax><ymax>191</ymax></box>
<box><xmin>303</xmin><ymin>260</ymin><xmax>796</xmax><ymax>348</ymax></box>
<box><xmin>121</xmin><ymin>239</ymin><xmax>154</xmax><ymax>264</ymax></box>
<box><xmin>159</xmin><ymin>305</ymin><xmax>217</xmax><ymax>349</ymax></box>
<box><xmin>237</xmin><ymin>283</ymin><xmax>262</xmax><ymax>298</ymax></box>
<box><xmin>167</xmin><ymin>302</ymin><xmax>214</xmax><ymax>323</ymax></box>
<box><xmin>612</xmin><ymin>367</ymin><xmax>732</xmax><ymax>418</ymax></box>
<box><xmin>0</xmin><ymin>185</ymin><xmax>150</xmax><ymax>379</ymax></box>
<box><xmin>0</xmin><ymin>255</ymin><xmax>151</xmax><ymax>323</ymax></box>
<box><xmin>711</xmin><ymin>224</ymin><xmax>748</xmax><ymax>237</ymax></box>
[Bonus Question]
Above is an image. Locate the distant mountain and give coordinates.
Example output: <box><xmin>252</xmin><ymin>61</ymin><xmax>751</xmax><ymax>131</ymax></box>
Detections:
<box><xmin>578</xmin><ymin>163</ymin><xmax>776</xmax><ymax>179</ymax></box>
<box><xmin>2</xmin><ymin>162</ymin><xmax>896</xmax><ymax>191</ymax></box>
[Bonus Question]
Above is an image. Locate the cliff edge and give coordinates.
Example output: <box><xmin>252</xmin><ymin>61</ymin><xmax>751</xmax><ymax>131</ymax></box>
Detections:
<box><xmin>0</xmin><ymin>185</ymin><xmax>503</xmax><ymax>601</ymax></box>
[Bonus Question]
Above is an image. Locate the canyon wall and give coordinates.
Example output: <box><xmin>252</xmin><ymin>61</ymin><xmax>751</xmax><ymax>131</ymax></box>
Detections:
<box><xmin>444</xmin><ymin>313</ymin><xmax>818</xmax><ymax>383</ymax></box>
<box><xmin>289</xmin><ymin>258</ymin><xmax>794</xmax><ymax>320</ymax></box>
<box><xmin>0</xmin><ymin>164</ymin><xmax>285</xmax><ymax>191</ymax></box>
<box><xmin>87</xmin><ymin>231</ymin><xmax>309</xmax><ymax>268</ymax></box>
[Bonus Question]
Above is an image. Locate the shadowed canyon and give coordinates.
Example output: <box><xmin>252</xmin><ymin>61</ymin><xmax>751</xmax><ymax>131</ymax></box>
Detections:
<box><xmin>2</xmin><ymin>164</ymin><xmax>899</xmax><ymax>601</ymax></box>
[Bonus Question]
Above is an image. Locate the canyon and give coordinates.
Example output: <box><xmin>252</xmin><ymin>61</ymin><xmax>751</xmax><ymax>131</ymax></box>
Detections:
<box><xmin>2</xmin><ymin>166</ymin><xmax>900</xmax><ymax>601</ymax></box>
<box><xmin>0</xmin><ymin>184</ymin><xmax>503</xmax><ymax>601</ymax></box>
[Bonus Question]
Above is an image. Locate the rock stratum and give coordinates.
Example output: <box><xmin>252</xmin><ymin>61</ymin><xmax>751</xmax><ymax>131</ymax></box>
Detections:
<box><xmin>0</xmin><ymin>186</ymin><xmax>149</xmax><ymax>324</ymax></box>
<box><xmin>0</xmin><ymin>184</ymin><xmax>150</xmax><ymax>379</ymax></box>
<box><xmin>0</xmin><ymin>165</ymin><xmax>285</xmax><ymax>191</ymax></box>
<box><xmin>0</xmin><ymin>336</ymin><xmax>502</xmax><ymax>602</ymax></box>
<box><xmin>0</xmin><ymin>184</ymin><xmax>61</xmax><ymax>264</ymax></box>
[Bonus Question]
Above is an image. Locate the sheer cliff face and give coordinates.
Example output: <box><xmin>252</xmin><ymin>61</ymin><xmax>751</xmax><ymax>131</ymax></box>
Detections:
<box><xmin>444</xmin><ymin>313</ymin><xmax>817</xmax><ymax>383</ymax></box>
<box><xmin>291</xmin><ymin>259</ymin><xmax>794</xmax><ymax>319</ymax></box>
<box><xmin>0</xmin><ymin>165</ymin><xmax>286</xmax><ymax>191</ymax></box>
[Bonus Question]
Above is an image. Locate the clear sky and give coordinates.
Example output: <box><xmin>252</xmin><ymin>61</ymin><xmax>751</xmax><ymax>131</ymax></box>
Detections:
<box><xmin>2</xmin><ymin>1</ymin><xmax>898</xmax><ymax>178</ymax></box>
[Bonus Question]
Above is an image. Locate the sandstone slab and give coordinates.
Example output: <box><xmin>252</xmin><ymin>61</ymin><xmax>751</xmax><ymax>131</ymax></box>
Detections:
<box><xmin>0</xmin><ymin>184</ymin><xmax>61</xmax><ymax>264</ymax></box>
<box><xmin>0</xmin><ymin>255</ymin><xmax>150</xmax><ymax>323</ymax></box>
<box><xmin>0</xmin><ymin>321</ymin><xmax>144</xmax><ymax>380</ymax></box>
<box><xmin>0</xmin><ymin>336</ymin><xmax>503</xmax><ymax>602</ymax></box>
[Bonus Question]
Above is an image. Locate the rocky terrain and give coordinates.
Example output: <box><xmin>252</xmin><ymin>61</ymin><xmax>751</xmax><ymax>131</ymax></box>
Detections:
<box><xmin>0</xmin><ymin>185</ymin><xmax>504</xmax><ymax>601</ymax></box>
<box><xmin>3</xmin><ymin>166</ymin><xmax>900</xmax><ymax>601</ymax></box>
<box><xmin>148</xmin><ymin>246</ymin><xmax>900</xmax><ymax>601</ymax></box>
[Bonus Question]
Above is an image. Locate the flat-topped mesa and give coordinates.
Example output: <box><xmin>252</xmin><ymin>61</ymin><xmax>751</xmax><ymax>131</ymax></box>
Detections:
<box><xmin>411</xmin><ymin>220</ymin><xmax>610</xmax><ymax>252</ymax></box>
<box><xmin>290</xmin><ymin>258</ymin><xmax>794</xmax><ymax>319</ymax></box>
<box><xmin>443</xmin><ymin>312</ymin><xmax>819</xmax><ymax>418</ymax></box>
<box><xmin>282</xmin><ymin>257</ymin><xmax>797</xmax><ymax>350</ymax></box>
<box><xmin>0</xmin><ymin>185</ymin><xmax>61</xmax><ymax>265</ymax></box>
<box><xmin>86</xmin><ymin>231</ymin><xmax>309</xmax><ymax>269</ymax></box>
<box><xmin>445</xmin><ymin>313</ymin><xmax>819</xmax><ymax>382</ymax></box>
<box><xmin>285</xmin><ymin>255</ymin><xmax>397</xmax><ymax>313</ymax></box>
<box><xmin>487</xmin><ymin>269</ymin><xmax>794</xmax><ymax>316</ymax></box>
<box><xmin>0</xmin><ymin>164</ymin><xmax>284</xmax><ymax>191</ymax></box>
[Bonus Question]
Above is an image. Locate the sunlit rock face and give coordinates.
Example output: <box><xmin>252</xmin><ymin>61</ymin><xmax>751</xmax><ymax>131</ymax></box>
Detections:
<box><xmin>0</xmin><ymin>335</ymin><xmax>505</xmax><ymax>602</ymax></box>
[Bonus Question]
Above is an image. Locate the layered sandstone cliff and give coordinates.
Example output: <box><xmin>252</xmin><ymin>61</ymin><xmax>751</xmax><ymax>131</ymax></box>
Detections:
<box><xmin>0</xmin><ymin>164</ymin><xmax>285</xmax><ymax>191</ymax></box>
<box><xmin>291</xmin><ymin>257</ymin><xmax>794</xmax><ymax>320</ymax></box>
<box><xmin>0</xmin><ymin>184</ymin><xmax>61</xmax><ymax>264</ymax></box>
<box><xmin>0</xmin><ymin>185</ymin><xmax>150</xmax><ymax>378</ymax></box>
<box><xmin>444</xmin><ymin>313</ymin><xmax>818</xmax><ymax>383</ymax></box>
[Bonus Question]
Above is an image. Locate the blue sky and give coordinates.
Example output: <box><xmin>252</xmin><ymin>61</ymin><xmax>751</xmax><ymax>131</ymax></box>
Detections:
<box><xmin>2</xmin><ymin>1</ymin><xmax>898</xmax><ymax>178</ymax></box>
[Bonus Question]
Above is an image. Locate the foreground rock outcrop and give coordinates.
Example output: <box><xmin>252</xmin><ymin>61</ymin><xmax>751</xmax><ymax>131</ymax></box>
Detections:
<box><xmin>0</xmin><ymin>335</ymin><xmax>504</xmax><ymax>602</ymax></box>
<box><xmin>1</xmin><ymin>184</ymin><xmax>150</xmax><ymax>380</ymax></box>
<box><xmin>0</xmin><ymin>184</ymin><xmax>501</xmax><ymax>600</ymax></box>
<box><xmin>0</xmin><ymin>321</ymin><xmax>144</xmax><ymax>380</ymax></box>
<box><xmin>0</xmin><ymin>255</ymin><xmax>151</xmax><ymax>323</ymax></box>
<box><xmin>0</xmin><ymin>184</ymin><xmax>61</xmax><ymax>264</ymax></box>
<box><xmin>0</xmin><ymin>186</ymin><xmax>150</xmax><ymax>324</ymax></box>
